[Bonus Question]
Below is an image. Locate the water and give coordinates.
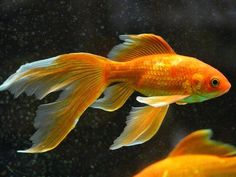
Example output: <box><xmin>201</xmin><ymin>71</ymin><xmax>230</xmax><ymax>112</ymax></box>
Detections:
<box><xmin>0</xmin><ymin>0</ymin><xmax>235</xmax><ymax>176</ymax></box>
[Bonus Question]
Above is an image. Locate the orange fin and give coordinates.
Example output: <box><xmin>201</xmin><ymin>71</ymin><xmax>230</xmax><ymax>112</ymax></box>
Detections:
<box><xmin>137</xmin><ymin>95</ymin><xmax>189</xmax><ymax>107</ymax></box>
<box><xmin>91</xmin><ymin>83</ymin><xmax>133</xmax><ymax>112</ymax></box>
<box><xmin>108</xmin><ymin>34</ymin><xmax>176</xmax><ymax>62</ymax></box>
<box><xmin>110</xmin><ymin>105</ymin><xmax>169</xmax><ymax>150</ymax></box>
<box><xmin>169</xmin><ymin>129</ymin><xmax>236</xmax><ymax>157</ymax></box>
<box><xmin>0</xmin><ymin>56</ymin><xmax>61</xmax><ymax>99</ymax></box>
<box><xmin>0</xmin><ymin>53</ymin><xmax>108</xmax><ymax>153</ymax></box>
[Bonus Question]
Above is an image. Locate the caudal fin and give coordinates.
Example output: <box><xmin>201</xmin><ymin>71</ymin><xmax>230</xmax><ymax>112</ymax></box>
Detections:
<box><xmin>0</xmin><ymin>53</ymin><xmax>108</xmax><ymax>153</ymax></box>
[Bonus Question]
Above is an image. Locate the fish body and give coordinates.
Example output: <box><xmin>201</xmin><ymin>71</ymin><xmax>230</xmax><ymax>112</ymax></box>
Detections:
<box><xmin>134</xmin><ymin>130</ymin><xmax>236</xmax><ymax>177</ymax></box>
<box><xmin>0</xmin><ymin>34</ymin><xmax>231</xmax><ymax>153</ymax></box>
<box><xmin>136</xmin><ymin>155</ymin><xmax>236</xmax><ymax>177</ymax></box>
<box><xmin>108</xmin><ymin>54</ymin><xmax>229</xmax><ymax>100</ymax></box>
<box><xmin>108</xmin><ymin>54</ymin><xmax>191</xmax><ymax>96</ymax></box>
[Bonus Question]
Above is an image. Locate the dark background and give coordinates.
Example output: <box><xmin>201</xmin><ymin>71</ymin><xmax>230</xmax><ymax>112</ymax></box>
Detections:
<box><xmin>0</xmin><ymin>0</ymin><xmax>235</xmax><ymax>176</ymax></box>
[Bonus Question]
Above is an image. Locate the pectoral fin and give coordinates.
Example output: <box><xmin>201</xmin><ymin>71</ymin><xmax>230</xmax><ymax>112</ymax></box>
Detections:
<box><xmin>176</xmin><ymin>101</ymin><xmax>187</xmax><ymax>105</ymax></box>
<box><xmin>110</xmin><ymin>105</ymin><xmax>169</xmax><ymax>150</ymax></box>
<box><xmin>137</xmin><ymin>95</ymin><xmax>189</xmax><ymax>107</ymax></box>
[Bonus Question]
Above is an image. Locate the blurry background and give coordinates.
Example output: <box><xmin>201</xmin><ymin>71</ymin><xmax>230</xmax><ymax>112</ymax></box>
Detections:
<box><xmin>0</xmin><ymin>0</ymin><xmax>235</xmax><ymax>176</ymax></box>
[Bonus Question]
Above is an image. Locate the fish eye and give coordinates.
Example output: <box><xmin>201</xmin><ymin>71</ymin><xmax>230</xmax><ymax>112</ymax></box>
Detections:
<box><xmin>210</xmin><ymin>78</ymin><xmax>220</xmax><ymax>87</ymax></box>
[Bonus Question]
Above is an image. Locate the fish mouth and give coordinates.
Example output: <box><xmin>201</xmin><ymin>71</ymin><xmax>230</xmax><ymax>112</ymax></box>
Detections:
<box><xmin>223</xmin><ymin>82</ymin><xmax>231</xmax><ymax>94</ymax></box>
<box><xmin>222</xmin><ymin>87</ymin><xmax>230</xmax><ymax>95</ymax></box>
<box><xmin>217</xmin><ymin>82</ymin><xmax>231</xmax><ymax>96</ymax></box>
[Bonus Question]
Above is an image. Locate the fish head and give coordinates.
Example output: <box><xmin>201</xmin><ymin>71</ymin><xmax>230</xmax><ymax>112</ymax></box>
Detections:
<box><xmin>190</xmin><ymin>65</ymin><xmax>231</xmax><ymax>102</ymax></box>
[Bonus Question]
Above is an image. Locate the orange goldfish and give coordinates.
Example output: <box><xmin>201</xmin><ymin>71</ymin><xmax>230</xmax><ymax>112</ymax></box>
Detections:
<box><xmin>134</xmin><ymin>129</ymin><xmax>236</xmax><ymax>177</ymax></box>
<box><xmin>0</xmin><ymin>34</ymin><xmax>231</xmax><ymax>153</ymax></box>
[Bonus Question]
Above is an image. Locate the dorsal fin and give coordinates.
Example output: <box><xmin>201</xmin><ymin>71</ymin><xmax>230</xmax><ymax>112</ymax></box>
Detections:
<box><xmin>169</xmin><ymin>129</ymin><xmax>236</xmax><ymax>157</ymax></box>
<box><xmin>108</xmin><ymin>34</ymin><xmax>176</xmax><ymax>62</ymax></box>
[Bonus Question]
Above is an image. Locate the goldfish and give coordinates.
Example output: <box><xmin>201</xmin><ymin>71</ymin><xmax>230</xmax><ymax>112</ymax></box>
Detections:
<box><xmin>134</xmin><ymin>129</ymin><xmax>236</xmax><ymax>177</ymax></box>
<box><xmin>0</xmin><ymin>34</ymin><xmax>231</xmax><ymax>153</ymax></box>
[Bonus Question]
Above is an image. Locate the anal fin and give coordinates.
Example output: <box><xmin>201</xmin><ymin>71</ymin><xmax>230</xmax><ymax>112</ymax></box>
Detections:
<box><xmin>91</xmin><ymin>83</ymin><xmax>133</xmax><ymax>112</ymax></box>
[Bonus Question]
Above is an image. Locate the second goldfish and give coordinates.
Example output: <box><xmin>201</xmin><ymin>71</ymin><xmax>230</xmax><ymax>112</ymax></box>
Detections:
<box><xmin>134</xmin><ymin>129</ymin><xmax>236</xmax><ymax>177</ymax></box>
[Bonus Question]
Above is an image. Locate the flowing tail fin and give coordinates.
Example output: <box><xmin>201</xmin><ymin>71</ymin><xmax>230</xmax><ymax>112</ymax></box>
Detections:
<box><xmin>0</xmin><ymin>53</ymin><xmax>108</xmax><ymax>153</ymax></box>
